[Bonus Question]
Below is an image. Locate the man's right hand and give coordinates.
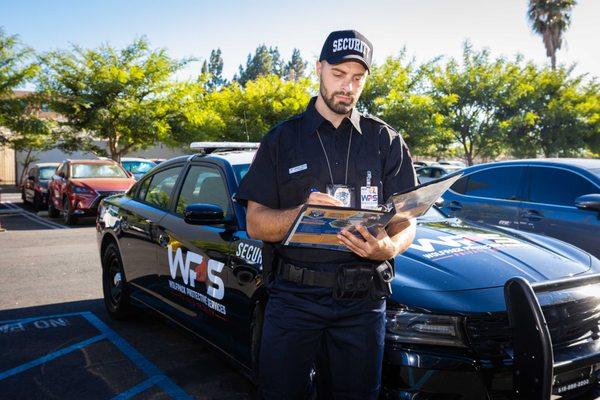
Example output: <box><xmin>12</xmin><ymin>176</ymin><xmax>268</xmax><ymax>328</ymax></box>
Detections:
<box><xmin>306</xmin><ymin>191</ymin><xmax>344</xmax><ymax>207</ymax></box>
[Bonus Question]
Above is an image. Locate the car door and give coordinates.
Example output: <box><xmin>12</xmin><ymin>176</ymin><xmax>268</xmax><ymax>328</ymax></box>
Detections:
<box><xmin>24</xmin><ymin>167</ymin><xmax>36</xmax><ymax>202</ymax></box>
<box><xmin>154</xmin><ymin>162</ymin><xmax>235</xmax><ymax>349</ymax></box>
<box><xmin>518</xmin><ymin>166</ymin><xmax>600</xmax><ymax>257</ymax></box>
<box><xmin>50</xmin><ymin>163</ymin><xmax>68</xmax><ymax>210</ymax></box>
<box><xmin>117</xmin><ymin>165</ymin><xmax>184</xmax><ymax>305</ymax></box>
<box><xmin>443</xmin><ymin>165</ymin><xmax>527</xmax><ymax>228</ymax></box>
<box><xmin>416</xmin><ymin>167</ymin><xmax>432</xmax><ymax>183</ymax></box>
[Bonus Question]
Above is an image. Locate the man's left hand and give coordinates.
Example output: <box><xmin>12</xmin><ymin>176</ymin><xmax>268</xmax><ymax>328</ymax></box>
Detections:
<box><xmin>337</xmin><ymin>225</ymin><xmax>398</xmax><ymax>261</ymax></box>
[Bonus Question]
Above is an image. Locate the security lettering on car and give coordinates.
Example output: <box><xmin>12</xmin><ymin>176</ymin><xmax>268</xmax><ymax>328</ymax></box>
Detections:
<box><xmin>97</xmin><ymin>148</ymin><xmax>600</xmax><ymax>399</ymax></box>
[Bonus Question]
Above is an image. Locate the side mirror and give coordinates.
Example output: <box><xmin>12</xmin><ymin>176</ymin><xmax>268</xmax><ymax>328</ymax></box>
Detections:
<box><xmin>184</xmin><ymin>203</ymin><xmax>226</xmax><ymax>225</ymax></box>
<box><xmin>575</xmin><ymin>194</ymin><xmax>600</xmax><ymax>212</ymax></box>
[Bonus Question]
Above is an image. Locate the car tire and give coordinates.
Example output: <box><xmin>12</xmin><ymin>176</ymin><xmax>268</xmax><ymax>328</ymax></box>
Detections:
<box><xmin>33</xmin><ymin>193</ymin><xmax>42</xmax><ymax>212</ymax></box>
<box><xmin>47</xmin><ymin>193</ymin><xmax>59</xmax><ymax>218</ymax></box>
<box><xmin>102</xmin><ymin>242</ymin><xmax>133</xmax><ymax>320</ymax></box>
<box><xmin>63</xmin><ymin>197</ymin><xmax>76</xmax><ymax>225</ymax></box>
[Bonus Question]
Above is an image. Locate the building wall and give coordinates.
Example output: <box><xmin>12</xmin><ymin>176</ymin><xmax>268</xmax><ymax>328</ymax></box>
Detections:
<box><xmin>0</xmin><ymin>146</ymin><xmax>16</xmax><ymax>185</ymax></box>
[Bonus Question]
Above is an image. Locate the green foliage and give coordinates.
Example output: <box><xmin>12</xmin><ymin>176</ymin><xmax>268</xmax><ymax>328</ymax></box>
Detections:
<box><xmin>174</xmin><ymin>74</ymin><xmax>314</xmax><ymax>142</ymax></box>
<box><xmin>201</xmin><ymin>48</ymin><xmax>226</xmax><ymax>90</ymax></box>
<box><xmin>235</xmin><ymin>45</ymin><xmax>291</xmax><ymax>85</ymax></box>
<box><xmin>38</xmin><ymin>37</ymin><xmax>192</xmax><ymax>160</ymax></box>
<box><xmin>359</xmin><ymin>52</ymin><xmax>451</xmax><ymax>157</ymax></box>
<box><xmin>285</xmin><ymin>49</ymin><xmax>308</xmax><ymax>81</ymax></box>
<box><xmin>0</xmin><ymin>28</ymin><xmax>49</xmax><ymax>145</ymax></box>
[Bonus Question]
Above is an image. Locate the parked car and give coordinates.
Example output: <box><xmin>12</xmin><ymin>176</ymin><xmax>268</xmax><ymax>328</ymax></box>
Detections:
<box><xmin>412</xmin><ymin>161</ymin><xmax>428</xmax><ymax>168</ymax></box>
<box><xmin>48</xmin><ymin>159</ymin><xmax>135</xmax><ymax>225</ymax></box>
<box><xmin>440</xmin><ymin>158</ymin><xmax>600</xmax><ymax>258</ymax></box>
<box><xmin>415</xmin><ymin>165</ymin><xmax>457</xmax><ymax>183</ymax></box>
<box><xmin>120</xmin><ymin>157</ymin><xmax>157</xmax><ymax>180</ymax></box>
<box><xmin>20</xmin><ymin>162</ymin><xmax>59</xmax><ymax>211</ymax></box>
<box><xmin>149</xmin><ymin>158</ymin><xmax>166</xmax><ymax>165</ymax></box>
<box><xmin>436</xmin><ymin>159</ymin><xmax>467</xmax><ymax>168</ymax></box>
<box><xmin>97</xmin><ymin>148</ymin><xmax>600</xmax><ymax>399</ymax></box>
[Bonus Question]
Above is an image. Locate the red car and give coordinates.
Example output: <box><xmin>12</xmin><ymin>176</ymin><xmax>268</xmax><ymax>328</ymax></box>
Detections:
<box><xmin>48</xmin><ymin>159</ymin><xmax>136</xmax><ymax>225</ymax></box>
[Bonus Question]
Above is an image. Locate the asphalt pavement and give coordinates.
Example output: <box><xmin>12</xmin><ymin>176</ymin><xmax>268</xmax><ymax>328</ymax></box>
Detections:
<box><xmin>0</xmin><ymin>192</ymin><xmax>256</xmax><ymax>400</ymax></box>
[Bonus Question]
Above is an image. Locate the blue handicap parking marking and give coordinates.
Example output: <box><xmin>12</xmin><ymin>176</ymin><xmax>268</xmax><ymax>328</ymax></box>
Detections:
<box><xmin>0</xmin><ymin>311</ymin><xmax>193</xmax><ymax>400</ymax></box>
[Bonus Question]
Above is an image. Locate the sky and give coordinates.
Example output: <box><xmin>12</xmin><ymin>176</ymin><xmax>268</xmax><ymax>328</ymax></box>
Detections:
<box><xmin>1</xmin><ymin>0</ymin><xmax>599</xmax><ymax>83</ymax></box>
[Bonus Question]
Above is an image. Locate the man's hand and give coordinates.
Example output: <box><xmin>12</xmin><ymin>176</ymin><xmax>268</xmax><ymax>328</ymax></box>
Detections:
<box><xmin>337</xmin><ymin>225</ymin><xmax>399</xmax><ymax>261</ymax></box>
<box><xmin>306</xmin><ymin>191</ymin><xmax>344</xmax><ymax>207</ymax></box>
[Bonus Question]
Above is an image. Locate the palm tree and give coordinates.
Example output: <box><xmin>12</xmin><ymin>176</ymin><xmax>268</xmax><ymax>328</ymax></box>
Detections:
<box><xmin>527</xmin><ymin>0</ymin><xmax>576</xmax><ymax>69</ymax></box>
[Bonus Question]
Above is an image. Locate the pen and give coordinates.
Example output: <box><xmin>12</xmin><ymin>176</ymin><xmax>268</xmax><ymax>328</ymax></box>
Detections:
<box><xmin>310</xmin><ymin>187</ymin><xmax>319</xmax><ymax>193</ymax></box>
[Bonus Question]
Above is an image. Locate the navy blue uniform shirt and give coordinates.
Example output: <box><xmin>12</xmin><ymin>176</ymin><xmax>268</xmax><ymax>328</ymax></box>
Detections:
<box><xmin>236</xmin><ymin>96</ymin><xmax>417</xmax><ymax>265</ymax></box>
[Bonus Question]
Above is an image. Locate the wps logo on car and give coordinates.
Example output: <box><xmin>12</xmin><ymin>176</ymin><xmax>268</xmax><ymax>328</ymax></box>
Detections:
<box><xmin>167</xmin><ymin>245</ymin><xmax>225</xmax><ymax>300</ymax></box>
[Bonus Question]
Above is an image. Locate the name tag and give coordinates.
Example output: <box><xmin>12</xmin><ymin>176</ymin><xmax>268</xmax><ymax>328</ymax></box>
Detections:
<box><xmin>289</xmin><ymin>164</ymin><xmax>307</xmax><ymax>174</ymax></box>
<box><xmin>360</xmin><ymin>186</ymin><xmax>379</xmax><ymax>210</ymax></box>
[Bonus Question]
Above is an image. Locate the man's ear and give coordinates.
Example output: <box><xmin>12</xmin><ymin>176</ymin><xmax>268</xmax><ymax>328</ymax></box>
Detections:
<box><xmin>316</xmin><ymin>60</ymin><xmax>322</xmax><ymax>76</ymax></box>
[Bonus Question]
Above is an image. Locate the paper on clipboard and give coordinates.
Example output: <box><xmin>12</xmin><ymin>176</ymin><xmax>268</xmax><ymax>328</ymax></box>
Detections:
<box><xmin>282</xmin><ymin>172</ymin><xmax>463</xmax><ymax>252</ymax></box>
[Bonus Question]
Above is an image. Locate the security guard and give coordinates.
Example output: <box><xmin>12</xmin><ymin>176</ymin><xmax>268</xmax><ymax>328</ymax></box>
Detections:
<box><xmin>236</xmin><ymin>30</ymin><xmax>418</xmax><ymax>400</ymax></box>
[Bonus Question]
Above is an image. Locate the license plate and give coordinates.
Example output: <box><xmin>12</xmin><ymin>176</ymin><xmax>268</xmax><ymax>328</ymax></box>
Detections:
<box><xmin>553</xmin><ymin>365</ymin><xmax>596</xmax><ymax>396</ymax></box>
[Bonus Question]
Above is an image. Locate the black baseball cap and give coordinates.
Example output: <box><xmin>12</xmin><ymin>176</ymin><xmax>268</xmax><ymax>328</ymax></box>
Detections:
<box><xmin>319</xmin><ymin>30</ymin><xmax>373</xmax><ymax>72</ymax></box>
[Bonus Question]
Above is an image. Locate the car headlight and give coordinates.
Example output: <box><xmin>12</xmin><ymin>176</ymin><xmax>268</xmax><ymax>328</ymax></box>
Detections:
<box><xmin>385</xmin><ymin>307</ymin><xmax>467</xmax><ymax>347</ymax></box>
<box><xmin>72</xmin><ymin>184</ymin><xmax>94</xmax><ymax>194</ymax></box>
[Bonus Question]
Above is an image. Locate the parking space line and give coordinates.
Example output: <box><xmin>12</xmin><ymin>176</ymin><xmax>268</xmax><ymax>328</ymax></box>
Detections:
<box><xmin>0</xmin><ymin>334</ymin><xmax>106</xmax><ymax>381</ymax></box>
<box><xmin>2</xmin><ymin>201</ymin><xmax>68</xmax><ymax>230</ymax></box>
<box><xmin>83</xmin><ymin>312</ymin><xmax>194</xmax><ymax>400</ymax></box>
<box><xmin>0</xmin><ymin>311</ymin><xmax>193</xmax><ymax>399</ymax></box>
<box><xmin>111</xmin><ymin>375</ymin><xmax>166</xmax><ymax>400</ymax></box>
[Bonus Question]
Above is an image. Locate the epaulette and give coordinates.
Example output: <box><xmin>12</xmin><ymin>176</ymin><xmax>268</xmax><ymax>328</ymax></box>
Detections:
<box><xmin>363</xmin><ymin>113</ymin><xmax>398</xmax><ymax>134</ymax></box>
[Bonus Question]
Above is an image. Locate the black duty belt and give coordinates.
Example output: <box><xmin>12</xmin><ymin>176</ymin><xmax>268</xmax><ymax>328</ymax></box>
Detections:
<box><xmin>279</xmin><ymin>262</ymin><xmax>338</xmax><ymax>288</ymax></box>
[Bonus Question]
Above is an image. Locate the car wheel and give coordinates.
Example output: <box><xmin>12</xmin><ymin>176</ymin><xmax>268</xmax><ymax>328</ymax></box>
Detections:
<box><xmin>33</xmin><ymin>193</ymin><xmax>42</xmax><ymax>212</ymax></box>
<box><xmin>63</xmin><ymin>197</ymin><xmax>76</xmax><ymax>225</ymax></box>
<box><xmin>102</xmin><ymin>242</ymin><xmax>133</xmax><ymax>320</ymax></box>
<box><xmin>47</xmin><ymin>193</ymin><xmax>59</xmax><ymax>218</ymax></box>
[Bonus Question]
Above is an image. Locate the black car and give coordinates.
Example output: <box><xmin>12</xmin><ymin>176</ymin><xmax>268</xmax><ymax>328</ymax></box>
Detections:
<box><xmin>97</xmin><ymin>148</ymin><xmax>600</xmax><ymax>399</ymax></box>
<box><xmin>21</xmin><ymin>162</ymin><xmax>60</xmax><ymax>211</ymax></box>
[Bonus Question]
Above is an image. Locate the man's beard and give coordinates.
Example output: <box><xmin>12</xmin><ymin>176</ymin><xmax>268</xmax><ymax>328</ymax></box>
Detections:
<box><xmin>320</xmin><ymin>84</ymin><xmax>355</xmax><ymax>115</ymax></box>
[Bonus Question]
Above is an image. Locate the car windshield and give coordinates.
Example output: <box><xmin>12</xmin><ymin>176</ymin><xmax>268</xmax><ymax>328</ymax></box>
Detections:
<box><xmin>71</xmin><ymin>163</ymin><xmax>128</xmax><ymax>178</ymax></box>
<box><xmin>39</xmin><ymin>167</ymin><xmax>57</xmax><ymax>180</ymax></box>
<box><xmin>122</xmin><ymin>161</ymin><xmax>156</xmax><ymax>174</ymax></box>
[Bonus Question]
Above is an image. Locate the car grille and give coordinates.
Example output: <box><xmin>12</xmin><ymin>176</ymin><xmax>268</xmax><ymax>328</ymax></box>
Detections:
<box><xmin>97</xmin><ymin>190</ymin><xmax>125</xmax><ymax>197</ymax></box>
<box><xmin>466</xmin><ymin>297</ymin><xmax>600</xmax><ymax>359</ymax></box>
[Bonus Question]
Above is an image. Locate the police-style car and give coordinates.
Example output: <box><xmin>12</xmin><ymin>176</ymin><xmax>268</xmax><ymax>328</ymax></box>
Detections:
<box><xmin>97</xmin><ymin>144</ymin><xmax>600</xmax><ymax>399</ymax></box>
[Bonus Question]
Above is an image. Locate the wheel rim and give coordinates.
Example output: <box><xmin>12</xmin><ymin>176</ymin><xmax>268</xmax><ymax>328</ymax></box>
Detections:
<box><xmin>108</xmin><ymin>256</ymin><xmax>123</xmax><ymax>306</ymax></box>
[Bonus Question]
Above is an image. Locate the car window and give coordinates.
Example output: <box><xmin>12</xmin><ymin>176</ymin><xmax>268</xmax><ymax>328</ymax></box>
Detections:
<box><xmin>71</xmin><ymin>163</ymin><xmax>128</xmax><ymax>178</ymax></box>
<box><xmin>417</xmin><ymin>168</ymin><xmax>430</xmax><ymax>178</ymax></box>
<box><xmin>464</xmin><ymin>166</ymin><xmax>525</xmax><ymax>200</ymax></box>
<box><xmin>176</xmin><ymin>165</ymin><xmax>230</xmax><ymax>217</ymax></box>
<box><xmin>143</xmin><ymin>167</ymin><xmax>182</xmax><ymax>209</ymax></box>
<box><xmin>528</xmin><ymin>167</ymin><xmax>599</xmax><ymax>206</ymax></box>
<box><xmin>233</xmin><ymin>164</ymin><xmax>250</xmax><ymax>183</ymax></box>
<box><xmin>56</xmin><ymin>163</ymin><xmax>66</xmax><ymax>177</ymax></box>
<box><xmin>122</xmin><ymin>161</ymin><xmax>156</xmax><ymax>174</ymax></box>
<box><xmin>39</xmin><ymin>167</ymin><xmax>56</xmax><ymax>180</ymax></box>
<box><xmin>432</xmin><ymin>168</ymin><xmax>444</xmax><ymax>178</ymax></box>
<box><xmin>450</xmin><ymin>176</ymin><xmax>468</xmax><ymax>194</ymax></box>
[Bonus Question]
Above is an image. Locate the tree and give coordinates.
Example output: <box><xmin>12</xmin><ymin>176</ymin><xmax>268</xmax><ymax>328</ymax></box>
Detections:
<box><xmin>235</xmin><ymin>45</ymin><xmax>285</xmax><ymax>85</ymax></box>
<box><xmin>359</xmin><ymin>52</ymin><xmax>451</xmax><ymax>157</ymax></box>
<box><xmin>0</xmin><ymin>28</ymin><xmax>46</xmax><ymax>144</ymax></box>
<box><xmin>428</xmin><ymin>43</ymin><xmax>516</xmax><ymax>165</ymax></box>
<box><xmin>285</xmin><ymin>49</ymin><xmax>307</xmax><ymax>81</ymax></box>
<box><xmin>502</xmin><ymin>64</ymin><xmax>599</xmax><ymax>157</ymax></box>
<box><xmin>177</xmin><ymin>74</ymin><xmax>314</xmax><ymax>142</ymax></box>
<box><xmin>201</xmin><ymin>48</ymin><xmax>226</xmax><ymax>90</ymax></box>
<box><xmin>38</xmin><ymin>37</ymin><xmax>191</xmax><ymax>161</ymax></box>
<box><xmin>527</xmin><ymin>0</ymin><xmax>576</xmax><ymax>70</ymax></box>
